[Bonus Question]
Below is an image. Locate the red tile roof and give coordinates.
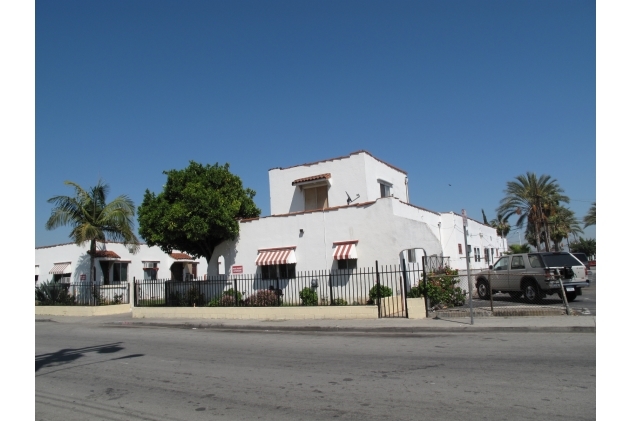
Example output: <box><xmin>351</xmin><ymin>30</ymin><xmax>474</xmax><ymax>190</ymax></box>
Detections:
<box><xmin>169</xmin><ymin>252</ymin><xmax>194</xmax><ymax>260</ymax></box>
<box><xmin>89</xmin><ymin>250</ymin><xmax>121</xmax><ymax>258</ymax></box>
<box><xmin>292</xmin><ymin>173</ymin><xmax>331</xmax><ymax>185</ymax></box>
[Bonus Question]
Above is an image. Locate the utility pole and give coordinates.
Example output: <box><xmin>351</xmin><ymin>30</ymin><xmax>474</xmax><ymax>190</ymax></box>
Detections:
<box><xmin>462</xmin><ymin>209</ymin><xmax>474</xmax><ymax>325</ymax></box>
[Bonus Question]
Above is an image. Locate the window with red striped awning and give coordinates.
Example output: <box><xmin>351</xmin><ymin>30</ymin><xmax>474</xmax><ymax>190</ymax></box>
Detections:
<box><xmin>332</xmin><ymin>241</ymin><xmax>358</xmax><ymax>260</ymax></box>
<box><xmin>255</xmin><ymin>247</ymin><xmax>297</xmax><ymax>266</ymax></box>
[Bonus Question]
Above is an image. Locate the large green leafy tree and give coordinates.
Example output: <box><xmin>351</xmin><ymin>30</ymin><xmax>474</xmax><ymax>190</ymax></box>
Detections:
<box><xmin>497</xmin><ymin>172</ymin><xmax>569</xmax><ymax>252</ymax></box>
<box><xmin>138</xmin><ymin>161</ymin><xmax>261</xmax><ymax>264</ymax></box>
<box><xmin>45</xmin><ymin>180</ymin><xmax>140</xmax><ymax>283</ymax></box>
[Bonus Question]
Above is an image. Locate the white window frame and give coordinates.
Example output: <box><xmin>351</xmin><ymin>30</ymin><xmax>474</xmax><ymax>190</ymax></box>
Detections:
<box><xmin>378</xmin><ymin>179</ymin><xmax>393</xmax><ymax>198</ymax></box>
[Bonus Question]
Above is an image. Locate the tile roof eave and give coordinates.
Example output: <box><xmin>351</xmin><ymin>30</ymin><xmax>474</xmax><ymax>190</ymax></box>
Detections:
<box><xmin>269</xmin><ymin>150</ymin><xmax>407</xmax><ymax>175</ymax></box>
<box><xmin>239</xmin><ymin>200</ymin><xmax>378</xmax><ymax>223</ymax></box>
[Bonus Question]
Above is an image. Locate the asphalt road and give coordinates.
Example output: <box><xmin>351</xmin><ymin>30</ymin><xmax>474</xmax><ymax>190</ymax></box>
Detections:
<box><xmin>36</xmin><ymin>321</ymin><xmax>595</xmax><ymax>421</ymax></box>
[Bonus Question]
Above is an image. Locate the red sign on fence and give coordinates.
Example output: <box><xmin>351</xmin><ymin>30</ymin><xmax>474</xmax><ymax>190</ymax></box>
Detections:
<box><xmin>80</xmin><ymin>274</ymin><xmax>86</xmax><ymax>280</ymax></box>
<box><xmin>232</xmin><ymin>265</ymin><xmax>243</xmax><ymax>274</ymax></box>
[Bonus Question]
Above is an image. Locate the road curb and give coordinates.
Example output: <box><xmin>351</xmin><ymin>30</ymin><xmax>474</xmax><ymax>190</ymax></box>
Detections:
<box><xmin>104</xmin><ymin>321</ymin><xmax>595</xmax><ymax>334</ymax></box>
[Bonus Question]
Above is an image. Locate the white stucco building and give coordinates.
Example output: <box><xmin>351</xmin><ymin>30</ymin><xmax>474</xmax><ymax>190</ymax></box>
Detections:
<box><xmin>35</xmin><ymin>150</ymin><xmax>505</xmax><ymax>288</ymax></box>
<box><xmin>35</xmin><ymin>241</ymin><xmax>207</xmax><ymax>286</ymax></box>
<box><xmin>209</xmin><ymin>151</ymin><xmax>506</xmax><ymax>278</ymax></box>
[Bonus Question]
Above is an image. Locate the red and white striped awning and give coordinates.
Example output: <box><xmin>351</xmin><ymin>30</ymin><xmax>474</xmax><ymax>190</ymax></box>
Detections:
<box><xmin>255</xmin><ymin>247</ymin><xmax>297</xmax><ymax>266</ymax></box>
<box><xmin>333</xmin><ymin>241</ymin><xmax>358</xmax><ymax>260</ymax></box>
<box><xmin>49</xmin><ymin>262</ymin><xmax>71</xmax><ymax>274</ymax></box>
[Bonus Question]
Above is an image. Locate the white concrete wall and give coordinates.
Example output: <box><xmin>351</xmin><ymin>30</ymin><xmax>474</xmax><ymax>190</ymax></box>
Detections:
<box><xmin>360</xmin><ymin>152</ymin><xmax>408</xmax><ymax>203</ymax></box>
<box><xmin>437</xmin><ymin>212</ymin><xmax>507</xmax><ymax>272</ymax></box>
<box><xmin>268</xmin><ymin>151</ymin><xmax>408</xmax><ymax>215</ymax></box>
<box><xmin>35</xmin><ymin>242</ymin><xmax>208</xmax><ymax>286</ymax></box>
<box><xmin>211</xmin><ymin>197</ymin><xmax>442</xmax><ymax>276</ymax></box>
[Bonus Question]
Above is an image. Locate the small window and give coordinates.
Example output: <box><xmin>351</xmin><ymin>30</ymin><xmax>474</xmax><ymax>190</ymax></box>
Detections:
<box><xmin>494</xmin><ymin>256</ymin><xmax>509</xmax><ymax>271</ymax></box>
<box><xmin>380</xmin><ymin>183</ymin><xmax>391</xmax><ymax>198</ymax></box>
<box><xmin>338</xmin><ymin>259</ymin><xmax>357</xmax><ymax>270</ymax></box>
<box><xmin>407</xmin><ymin>249</ymin><xmax>416</xmax><ymax>263</ymax></box>
<box><xmin>53</xmin><ymin>273</ymin><xmax>71</xmax><ymax>283</ymax></box>
<box><xmin>261</xmin><ymin>264</ymin><xmax>296</xmax><ymax>280</ymax></box>
<box><xmin>112</xmin><ymin>263</ymin><xmax>128</xmax><ymax>283</ymax></box>
<box><xmin>304</xmin><ymin>185</ymin><xmax>328</xmax><ymax>210</ymax></box>
<box><xmin>458</xmin><ymin>244</ymin><xmax>463</xmax><ymax>254</ymax></box>
<box><xmin>511</xmin><ymin>256</ymin><xmax>525</xmax><ymax>269</ymax></box>
<box><xmin>529</xmin><ymin>255</ymin><xmax>544</xmax><ymax>268</ymax></box>
<box><xmin>474</xmin><ymin>247</ymin><xmax>481</xmax><ymax>262</ymax></box>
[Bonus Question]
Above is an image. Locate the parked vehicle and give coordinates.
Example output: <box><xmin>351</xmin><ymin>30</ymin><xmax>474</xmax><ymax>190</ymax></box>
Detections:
<box><xmin>571</xmin><ymin>252</ymin><xmax>594</xmax><ymax>282</ymax></box>
<box><xmin>475</xmin><ymin>252</ymin><xmax>590</xmax><ymax>303</ymax></box>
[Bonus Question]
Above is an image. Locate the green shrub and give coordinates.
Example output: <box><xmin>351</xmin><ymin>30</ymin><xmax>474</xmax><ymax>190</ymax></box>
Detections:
<box><xmin>223</xmin><ymin>288</ymin><xmax>243</xmax><ymax>302</ymax></box>
<box><xmin>185</xmin><ymin>288</ymin><xmax>206</xmax><ymax>307</ymax></box>
<box><xmin>166</xmin><ymin>288</ymin><xmax>205</xmax><ymax>307</ymax></box>
<box><xmin>331</xmin><ymin>298</ymin><xmax>348</xmax><ymax>306</ymax></box>
<box><xmin>35</xmin><ymin>280</ymin><xmax>76</xmax><ymax>306</ymax></box>
<box><xmin>244</xmin><ymin>289</ymin><xmax>280</xmax><ymax>307</ymax></box>
<box><xmin>369</xmin><ymin>284</ymin><xmax>393</xmax><ymax>301</ymax></box>
<box><xmin>299</xmin><ymin>287</ymin><xmax>318</xmax><ymax>306</ymax></box>
<box><xmin>208</xmin><ymin>288</ymin><xmax>244</xmax><ymax>307</ymax></box>
<box><xmin>415</xmin><ymin>267</ymin><xmax>466</xmax><ymax>308</ymax></box>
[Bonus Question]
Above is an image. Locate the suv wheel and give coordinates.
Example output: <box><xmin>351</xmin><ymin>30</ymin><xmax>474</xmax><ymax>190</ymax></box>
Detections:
<box><xmin>522</xmin><ymin>281</ymin><xmax>541</xmax><ymax>304</ymax></box>
<box><xmin>476</xmin><ymin>279</ymin><xmax>490</xmax><ymax>300</ymax></box>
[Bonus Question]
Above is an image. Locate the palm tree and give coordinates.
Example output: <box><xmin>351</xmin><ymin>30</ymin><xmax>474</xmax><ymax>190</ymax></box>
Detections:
<box><xmin>488</xmin><ymin>211</ymin><xmax>510</xmax><ymax>252</ymax></box>
<box><xmin>497</xmin><ymin>172</ymin><xmax>569</xmax><ymax>252</ymax></box>
<box><xmin>547</xmin><ymin>206</ymin><xmax>583</xmax><ymax>251</ymax></box>
<box><xmin>45</xmin><ymin>180</ymin><xmax>140</xmax><ymax>283</ymax></box>
<box><xmin>584</xmin><ymin>202</ymin><xmax>596</xmax><ymax>228</ymax></box>
<box><xmin>508</xmin><ymin>244</ymin><xmax>531</xmax><ymax>254</ymax></box>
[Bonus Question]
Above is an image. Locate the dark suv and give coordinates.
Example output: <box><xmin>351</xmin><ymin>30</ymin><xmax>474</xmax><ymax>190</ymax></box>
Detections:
<box><xmin>475</xmin><ymin>252</ymin><xmax>590</xmax><ymax>303</ymax></box>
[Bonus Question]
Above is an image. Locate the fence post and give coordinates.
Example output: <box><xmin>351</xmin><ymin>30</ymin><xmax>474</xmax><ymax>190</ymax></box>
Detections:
<box><xmin>422</xmin><ymin>257</ymin><xmax>429</xmax><ymax>318</ymax></box>
<box><xmin>234</xmin><ymin>278</ymin><xmax>238</xmax><ymax>306</ymax></box>
<box><xmin>329</xmin><ymin>270</ymin><xmax>334</xmax><ymax>305</ymax></box>
<box><xmin>401</xmin><ymin>258</ymin><xmax>409</xmax><ymax>319</ymax></box>
<box><xmin>130</xmin><ymin>278</ymin><xmax>134</xmax><ymax>307</ymax></box>
<box><xmin>488</xmin><ymin>273</ymin><xmax>494</xmax><ymax>313</ymax></box>
<box><xmin>276</xmin><ymin>276</ymin><xmax>280</xmax><ymax>306</ymax></box>
<box><xmin>375</xmin><ymin>261</ymin><xmax>381</xmax><ymax>318</ymax></box>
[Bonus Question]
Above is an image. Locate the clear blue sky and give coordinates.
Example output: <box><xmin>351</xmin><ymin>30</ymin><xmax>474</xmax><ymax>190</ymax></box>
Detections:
<box><xmin>35</xmin><ymin>0</ymin><xmax>596</xmax><ymax>247</ymax></box>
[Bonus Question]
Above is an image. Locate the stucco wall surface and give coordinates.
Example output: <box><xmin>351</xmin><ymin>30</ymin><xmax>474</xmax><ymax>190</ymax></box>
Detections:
<box><xmin>35</xmin><ymin>304</ymin><xmax>131</xmax><ymax>316</ymax></box>
<box><xmin>132</xmin><ymin>306</ymin><xmax>378</xmax><ymax>320</ymax></box>
<box><xmin>268</xmin><ymin>151</ymin><xmax>408</xmax><ymax>215</ymax></box>
<box><xmin>210</xmin><ymin>197</ymin><xmax>443</xmax><ymax>276</ymax></box>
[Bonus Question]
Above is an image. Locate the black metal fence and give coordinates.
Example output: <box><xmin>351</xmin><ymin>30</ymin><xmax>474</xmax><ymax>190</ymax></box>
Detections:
<box><xmin>35</xmin><ymin>282</ymin><xmax>130</xmax><ymax>306</ymax></box>
<box><xmin>134</xmin><ymin>263</ymin><xmax>426</xmax><ymax>318</ymax></box>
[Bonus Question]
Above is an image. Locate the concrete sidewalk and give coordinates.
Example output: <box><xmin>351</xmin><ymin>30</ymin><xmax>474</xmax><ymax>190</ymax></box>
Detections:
<box><xmin>35</xmin><ymin>312</ymin><xmax>596</xmax><ymax>334</ymax></box>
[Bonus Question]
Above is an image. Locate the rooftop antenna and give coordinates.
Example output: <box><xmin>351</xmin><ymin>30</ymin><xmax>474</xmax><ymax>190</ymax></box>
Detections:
<box><xmin>346</xmin><ymin>191</ymin><xmax>360</xmax><ymax>205</ymax></box>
